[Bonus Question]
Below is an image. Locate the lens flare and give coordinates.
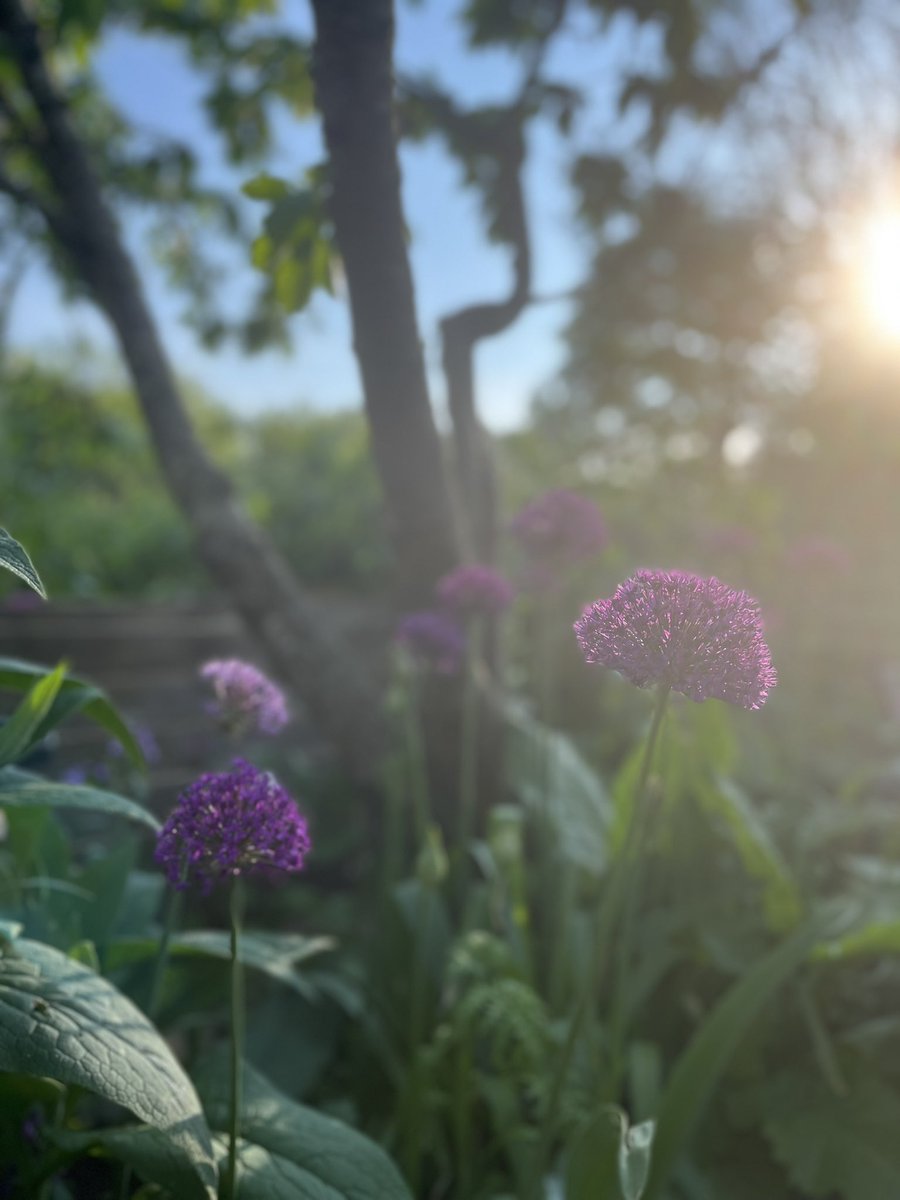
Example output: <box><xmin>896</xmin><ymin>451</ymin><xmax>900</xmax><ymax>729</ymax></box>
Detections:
<box><xmin>860</xmin><ymin>212</ymin><xmax>900</xmax><ymax>340</ymax></box>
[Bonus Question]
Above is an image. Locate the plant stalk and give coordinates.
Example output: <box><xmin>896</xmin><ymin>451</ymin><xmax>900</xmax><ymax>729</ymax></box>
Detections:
<box><xmin>225</xmin><ymin>879</ymin><xmax>246</xmax><ymax>1200</ymax></box>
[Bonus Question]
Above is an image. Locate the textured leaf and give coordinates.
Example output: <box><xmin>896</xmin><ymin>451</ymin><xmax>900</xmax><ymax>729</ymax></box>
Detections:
<box><xmin>745</xmin><ymin>1060</ymin><xmax>900</xmax><ymax>1200</ymax></box>
<box><xmin>0</xmin><ymin>934</ymin><xmax>217</xmax><ymax>1193</ymax></box>
<box><xmin>643</xmin><ymin>921</ymin><xmax>821</xmax><ymax>1199</ymax></box>
<box><xmin>0</xmin><ymin>527</ymin><xmax>45</xmax><ymax>597</ymax></box>
<box><xmin>0</xmin><ymin>657</ymin><xmax>144</xmax><ymax>765</ymax></box>
<box><xmin>199</xmin><ymin>1057</ymin><xmax>413</xmax><ymax>1199</ymax></box>
<box><xmin>0</xmin><ymin>766</ymin><xmax>160</xmax><ymax>831</ymax></box>
<box><xmin>108</xmin><ymin>930</ymin><xmax>334</xmax><ymax>998</ymax></box>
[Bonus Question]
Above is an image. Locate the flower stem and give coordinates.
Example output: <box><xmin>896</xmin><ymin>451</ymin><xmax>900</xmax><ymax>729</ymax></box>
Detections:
<box><xmin>146</xmin><ymin>888</ymin><xmax>182</xmax><ymax>1021</ymax></box>
<box><xmin>456</xmin><ymin>619</ymin><xmax>483</xmax><ymax>921</ymax></box>
<box><xmin>531</xmin><ymin>684</ymin><xmax>670</xmax><ymax>1196</ymax></box>
<box><xmin>225</xmin><ymin>879</ymin><xmax>246</xmax><ymax>1200</ymax></box>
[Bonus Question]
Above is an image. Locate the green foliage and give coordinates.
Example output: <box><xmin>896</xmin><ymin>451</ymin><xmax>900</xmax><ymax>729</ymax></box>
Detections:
<box><xmin>0</xmin><ymin>928</ymin><xmax>218</xmax><ymax>1195</ymax></box>
<box><xmin>0</xmin><ymin>766</ymin><xmax>159</xmax><ymax>830</ymax></box>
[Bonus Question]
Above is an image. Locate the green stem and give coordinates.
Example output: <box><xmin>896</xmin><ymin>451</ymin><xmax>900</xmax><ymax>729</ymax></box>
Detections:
<box><xmin>401</xmin><ymin>885</ymin><xmax>434</xmax><ymax>1193</ymax></box>
<box><xmin>531</xmin><ymin>685</ymin><xmax>670</xmax><ymax>1197</ymax></box>
<box><xmin>456</xmin><ymin>620</ymin><xmax>483</xmax><ymax>921</ymax></box>
<box><xmin>225</xmin><ymin>880</ymin><xmax>246</xmax><ymax>1200</ymax></box>
<box><xmin>403</xmin><ymin>670</ymin><xmax>432</xmax><ymax>845</ymax></box>
<box><xmin>453</xmin><ymin>1031</ymin><xmax>474</xmax><ymax>1199</ymax></box>
<box><xmin>147</xmin><ymin>888</ymin><xmax>182</xmax><ymax>1021</ymax></box>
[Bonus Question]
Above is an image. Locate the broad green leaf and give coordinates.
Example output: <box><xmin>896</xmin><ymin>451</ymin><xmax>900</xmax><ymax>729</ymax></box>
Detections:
<box><xmin>504</xmin><ymin>701</ymin><xmax>611</xmax><ymax>875</ymax></box>
<box><xmin>0</xmin><ymin>527</ymin><xmax>45</xmax><ymax>597</ymax></box>
<box><xmin>811</xmin><ymin>919</ymin><xmax>900</xmax><ymax>962</ymax></box>
<box><xmin>0</xmin><ymin>664</ymin><xmax>67</xmax><ymax>766</ymax></box>
<box><xmin>0</xmin><ymin>657</ymin><xmax>144</xmax><ymax>765</ymax></box>
<box><xmin>643</xmin><ymin>921</ymin><xmax>821</xmax><ymax>1199</ymax></box>
<box><xmin>741</xmin><ymin>1060</ymin><xmax>900</xmax><ymax>1200</ymax></box>
<box><xmin>0</xmin><ymin>767</ymin><xmax>160</xmax><ymax>831</ymax></box>
<box><xmin>108</xmin><ymin>930</ymin><xmax>334</xmax><ymax>998</ymax></box>
<box><xmin>0</xmin><ymin>933</ymin><xmax>217</xmax><ymax>1194</ymax></box>
<box><xmin>199</xmin><ymin>1058</ymin><xmax>413</xmax><ymax>1199</ymax></box>
<box><xmin>565</xmin><ymin>1107</ymin><xmax>654</xmax><ymax>1200</ymax></box>
<box><xmin>699</xmin><ymin>777</ymin><xmax>801</xmax><ymax>932</ymax></box>
<box><xmin>55</xmin><ymin>1125</ymin><xmax>215</xmax><ymax>1200</ymax></box>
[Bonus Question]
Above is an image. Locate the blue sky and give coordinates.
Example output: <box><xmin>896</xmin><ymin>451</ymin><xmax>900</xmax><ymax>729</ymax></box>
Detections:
<box><xmin>7</xmin><ymin>0</ymin><xmax>656</xmax><ymax>430</ymax></box>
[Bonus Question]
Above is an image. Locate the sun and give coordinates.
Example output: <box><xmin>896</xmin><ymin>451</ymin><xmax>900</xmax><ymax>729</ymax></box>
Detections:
<box><xmin>859</xmin><ymin>211</ymin><xmax>900</xmax><ymax>340</ymax></box>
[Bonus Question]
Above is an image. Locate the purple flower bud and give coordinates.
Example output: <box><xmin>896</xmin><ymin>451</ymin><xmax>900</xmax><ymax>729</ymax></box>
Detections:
<box><xmin>437</xmin><ymin>564</ymin><xmax>515</xmax><ymax>617</ymax></box>
<box><xmin>395</xmin><ymin>610</ymin><xmax>466</xmax><ymax>674</ymax></box>
<box><xmin>154</xmin><ymin>759</ymin><xmax>310</xmax><ymax>893</ymax></box>
<box><xmin>574</xmin><ymin>569</ymin><xmax>776</xmax><ymax>711</ymax></box>
<box><xmin>200</xmin><ymin>659</ymin><xmax>289</xmax><ymax>738</ymax></box>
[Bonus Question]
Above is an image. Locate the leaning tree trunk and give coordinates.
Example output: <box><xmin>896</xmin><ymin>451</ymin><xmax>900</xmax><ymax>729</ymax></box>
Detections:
<box><xmin>0</xmin><ymin>0</ymin><xmax>384</xmax><ymax>780</ymax></box>
<box><xmin>310</xmin><ymin>0</ymin><xmax>460</xmax><ymax>606</ymax></box>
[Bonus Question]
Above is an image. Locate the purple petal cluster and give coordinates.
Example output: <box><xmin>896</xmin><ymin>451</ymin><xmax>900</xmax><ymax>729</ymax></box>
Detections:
<box><xmin>437</xmin><ymin>564</ymin><xmax>515</xmax><ymax>617</ymax></box>
<box><xmin>200</xmin><ymin>658</ymin><xmax>289</xmax><ymax>737</ymax></box>
<box><xmin>512</xmin><ymin>489</ymin><xmax>608</xmax><ymax>565</ymax></box>
<box><xmin>155</xmin><ymin>759</ymin><xmax>310</xmax><ymax>893</ymax></box>
<box><xmin>574</xmin><ymin>569</ymin><xmax>776</xmax><ymax>710</ymax></box>
<box><xmin>396</xmin><ymin>610</ymin><xmax>465</xmax><ymax>674</ymax></box>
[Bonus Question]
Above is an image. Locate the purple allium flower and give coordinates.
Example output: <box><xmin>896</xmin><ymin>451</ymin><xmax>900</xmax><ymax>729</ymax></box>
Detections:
<box><xmin>60</xmin><ymin>765</ymin><xmax>88</xmax><ymax>786</ymax></box>
<box><xmin>200</xmin><ymin>658</ymin><xmax>289</xmax><ymax>737</ymax></box>
<box><xmin>155</xmin><ymin>759</ymin><xmax>310</xmax><ymax>893</ymax></box>
<box><xmin>512</xmin><ymin>489</ymin><xmax>608</xmax><ymax>565</ymax></box>
<box><xmin>3</xmin><ymin>590</ymin><xmax>43</xmax><ymax>613</ymax></box>
<box><xmin>108</xmin><ymin>722</ymin><xmax>161</xmax><ymax>766</ymax></box>
<box><xmin>396</xmin><ymin>610</ymin><xmax>465</xmax><ymax>674</ymax></box>
<box><xmin>574</xmin><ymin>569</ymin><xmax>776</xmax><ymax>710</ymax></box>
<box><xmin>437</xmin><ymin>564</ymin><xmax>515</xmax><ymax>617</ymax></box>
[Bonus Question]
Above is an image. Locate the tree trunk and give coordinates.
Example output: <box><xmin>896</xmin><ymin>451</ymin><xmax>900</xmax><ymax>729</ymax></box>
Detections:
<box><xmin>0</xmin><ymin>0</ymin><xmax>384</xmax><ymax>780</ymax></box>
<box><xmin>310</xmin><ymin>0</ymin><xmax>460</xmax><ymax>606</ymax></box>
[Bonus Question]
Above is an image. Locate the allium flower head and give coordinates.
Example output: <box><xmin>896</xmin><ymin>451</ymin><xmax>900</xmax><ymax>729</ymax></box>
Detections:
<box><xmin>396</xmin><ymin>610</ymin><xmax>465</xmax><ymax>674</ymax></box>
<box><xmin>574</xmin><ymin>569</ymin><xmax>776</xmax><ymax>710</ymax></box>
<box><xmin>512</xmin><ymin>489</ymin><xmax>608</xmax><ymax>564</ymax></box>
<box><xmin>155</xmin><ymin>759</ymin><xmax>310</xmax><ymax>893</ymax></box>
<box><xmin>437</xmin><ymin>564</ymin><xmax>515</xmax><ymax>617</ymax></box>
<box><xmin>200</xmin><ymin>658</ymin><xmax>288</xmax><ymax>737</ymax></box>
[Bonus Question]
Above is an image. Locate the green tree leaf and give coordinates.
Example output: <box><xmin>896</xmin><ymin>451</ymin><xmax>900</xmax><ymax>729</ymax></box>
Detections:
<box><xmin>0</xmin><ymin>664</ymin><xmax>67</xmax><ymax>766</ymax></box>
<box><xmin>0</xmin><ymin>527</ymin><xmax>45</xmax><ymax>597</ymax></box>
<box><xmin>198</xmin><ymin>1057</ymin><xmax>413</xmax><ymax>1199</ymax></box>
<box><xmin>0</xmin><ymin>766</ymin><xmax>160</xmax><ymax>831</ymax></box>
<box><xmin>643</xmin><ymin>920</ymin><xmax>822</xmax><ymax>1199</ymax></box>
<box><xmin>0</xmin><ymin>933</ymin><xmax>217</xmax><ymax>1195</ymax></box>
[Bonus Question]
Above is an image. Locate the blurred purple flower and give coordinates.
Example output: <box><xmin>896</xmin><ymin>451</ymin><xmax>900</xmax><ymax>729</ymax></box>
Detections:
<box><xmin>200</xmin><ymin>658</ymin><xmax>289</xmax><ymax>737</ymax></box>
<box><xmin>22</xmin><ymin>1107</ymin><xmax>43</xmax><ymax>1148</ymax></box>
<box><xmin>512</xmin><ymin>489</ymin><xmax>608</xmax><ymax>568</ymax></box>
<box><xmin>60</xmin><ymin>765</ymin><xmax>88</xmax><ymax>786</ymax></box>
<box><xmin>437</xmin><ymin>564</ymin><xmax>515</xmax><ymax>617</ymax></box>
<box><xmin>786</xmin><ymin>536</ymin><xmax>852</xmax><ymax>573</ymax></box>
<box><xmin>396</xmin><ymin>610</ymin><xmax>465</xmax><ymax>674</ymax></box>
<box><xmin>574</xmin><ymin>568</ymin><xmax>776</xmax><ymax>711</ymax></box>
<box><xmin>155</xmin><ymin>759</ymin><xmax>310</xmax><ymax>893</ymax></box>
<box><xmin>108</xmin><ymin>722</ymin><xmax>161</xmax><ymax>766</ymax></box>
<box><xmin>701</xmin><ymin>524</ymin><xmax>758</xmax><ymax>556</ymax></box>
<box><xmin>2</xmin><ymin>590</ymin><xmax>43</xmax><ymax>613</ymax></box>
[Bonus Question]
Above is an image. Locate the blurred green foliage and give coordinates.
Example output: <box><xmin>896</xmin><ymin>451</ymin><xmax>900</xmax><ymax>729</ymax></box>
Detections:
<box><xmin>0</xmin><ymin>357</ymin><xmax>389</xmax><ymax>599</ymax></box>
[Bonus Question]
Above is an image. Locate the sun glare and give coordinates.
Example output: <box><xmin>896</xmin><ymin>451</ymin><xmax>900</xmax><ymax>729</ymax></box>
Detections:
<box><xmin>860</xmin><ymin>211</ymin><xmax>900</xmax><ymax>340</ymax></box>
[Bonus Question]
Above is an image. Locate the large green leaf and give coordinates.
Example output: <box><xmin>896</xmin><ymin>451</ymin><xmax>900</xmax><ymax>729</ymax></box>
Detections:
<box><xmin>0</xmin><ymin>766</ymin><xmax>160</xmax><ymax>831</ymax></box>
<box><xmin>199</xmin><ymin>1057</ymin><xmax>413</xmax><ymax>1199</ymax></box>
<box><xmin>742</xmin><ymin>1060</ymin><xmax>900</xmax><ymax>1200</ymax></box>
<box><xmin>0</xmin><ymin>932</ymin><xmax>217</xmax><ymax>1194</ymax></box>
<box><xmin>108</xmin><ymin>930</ymin><xmax>334</xmax><ymax>998</ymax></box>
<box><xmin>0</xmin><ymin>527</ymin><xmax>45</xmax><ymax>597</ymax></box>
<box><xmin>0</xmin><ymin>657</ymin><xmax>144</xmax><ymax>765</ymax></box>
<box><xmin>0</xmin><ymin>663</ymin><xmax>67</xmax><ymax>766</ymax></box>
<box><xmin>811</xmin><ymin>919</ymin><xmax>900</xmax><ymax>962</ymax></box>
<box><xmin>566</xmin><ymin>1108</ymin><xmax>654</xmax><ymax>1200</ymax></box>
<box><xmin>504</xmin><ymin>701</ymin><xmax>612</xmax><ymax>875</ymax></box>
<box><xmin>643</xmin><ymin>920</ymin><xmax>821</xmax><ymax>1199</ymax></box>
